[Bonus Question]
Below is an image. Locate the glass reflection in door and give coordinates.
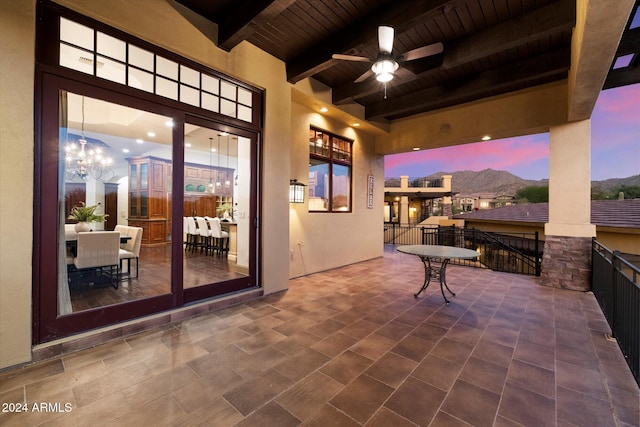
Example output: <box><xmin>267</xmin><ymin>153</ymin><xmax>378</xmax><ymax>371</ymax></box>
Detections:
<box><xmin>183</xmin><ymin>125</ymin><xmax>250</xmax><ymax>288</ymax></box>
<box><xmin>58</xmin><ymin>91</ymin><xmax>173</xmax><ymax>315</ymax></box>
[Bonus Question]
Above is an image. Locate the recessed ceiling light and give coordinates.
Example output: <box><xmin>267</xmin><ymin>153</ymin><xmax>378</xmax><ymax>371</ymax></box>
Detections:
<box><xmin>164</xmin><ymin>120</ymin><xmax>174</xmax><ymax>127</ymax></box>
<box><xmin>482</xmin><ymin>135</ymin><xmax>491</xmax><ymax>141</ymax></box>
<box><xmin>147</xmin><ymin>131</ymin><xmax>156</xmax><ymax>138</ymax></box>
<box><xmin>122</xmin><ymin>148</ymin><xmax>130</xmax><ymax>153</ymax></box>
<box><xmin>211</xmin><ymin>148</ymin><xmax>217</xmax><ymax>152</ymax></box>
<box><xmin>219</xmin><ymin>132</ymin><xmax>229</xmax><ymax>136</ymax></box>
<box><xmin>185</xmin><ymin>143</ymin><xmax>192</xmax><ymax>147</ymax></box>
<box><xmin>136</xmin><ymin>139</ymin><xmax>144</xmax><ymax>144</ymax></box>
<box><xmin>412</xmin><ymin>147</ymin><xmax>420</xmax><ymax>151</ymax></box>
<box><xmin>320</xmin><ymin>107</ymin><xmax>328</xmax><ymax>113</ymax></box>
<box><xmin>352</xmin><ymin>123</ymin><xmax>360</xmax><ymax>127</ymax></box>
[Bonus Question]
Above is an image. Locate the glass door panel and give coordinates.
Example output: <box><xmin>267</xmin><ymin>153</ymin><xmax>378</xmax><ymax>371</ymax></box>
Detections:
<box><xmin>57</xmin><ymin>91</ymin><xmax>173</xmax><ymax>315</ymax></box>
<box><xmin>182</xmin><ymin>123</ymin><xmax>253</xmax><ymax>294</ymax></box>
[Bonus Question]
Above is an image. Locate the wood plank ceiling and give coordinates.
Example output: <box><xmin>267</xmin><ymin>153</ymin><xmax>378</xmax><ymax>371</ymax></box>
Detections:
<box><xmin>176</xmin><ymin>0</ymin><xmax>639</xmax><ymax>123</ymax></box>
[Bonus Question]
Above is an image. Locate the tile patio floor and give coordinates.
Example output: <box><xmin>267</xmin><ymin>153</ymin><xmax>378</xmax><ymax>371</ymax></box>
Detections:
<box><xmin>1</xmin><ymin>246</ymin><xmax>638</xmax><ymax>426</ymax></box>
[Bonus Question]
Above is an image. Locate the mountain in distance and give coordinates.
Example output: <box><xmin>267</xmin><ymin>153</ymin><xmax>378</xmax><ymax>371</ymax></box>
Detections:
<box><xmin>422</xmin><ymin>168</ymin><xmax>640</xmax><ymax>195</ymax></box>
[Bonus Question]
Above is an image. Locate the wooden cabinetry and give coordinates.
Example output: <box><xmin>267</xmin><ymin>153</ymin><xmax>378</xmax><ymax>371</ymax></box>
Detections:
<box><xmin>126</xmin><ymin>158</ymin><xmax>234</xmax><ymax>245</ymax></box>
<box><xmin>104</xmin><ymin>183</ymin><xmax>118</xmax><ymax>231</ymax></box>
<box><xmin>183</xmin><ymin>162</ymin><xmax>234</xmax><ymax>217</ymax></box>
<box><xmin>64</xmin><ymin>183</ymin><xmax>86</xmax><ymax>223</ymax></box>
<box><xmin>184</xmin><ymin>194</ymin><xmax>217</xmax><ymax>217</ymax></box>
<box><xmin>128</xmin><ymin>156</ymin><xmax>170</xmax><ymax>246</ymax></box>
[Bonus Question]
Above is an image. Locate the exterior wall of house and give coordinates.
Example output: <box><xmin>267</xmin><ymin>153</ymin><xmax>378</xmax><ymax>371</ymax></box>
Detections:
<box><xmin>0</xmin><ymin>0</ymin><xmax>383</xmax><ymax>370</ymax></box>
<box><xmin>0</xmin><ymin>0</ymin><xmax>36</xmax><ymax>369</ymax></box>
<box><xmin>289</xmin><ymin>101</ymin><xmax>384</xmax><ymax>278</ymax></box>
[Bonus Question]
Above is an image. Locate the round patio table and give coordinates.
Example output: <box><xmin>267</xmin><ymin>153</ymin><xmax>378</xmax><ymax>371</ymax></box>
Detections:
<box><xmin>397</xmin><ymin>245</ymin><xmax>480</xmax><ymax>304</ymax></box>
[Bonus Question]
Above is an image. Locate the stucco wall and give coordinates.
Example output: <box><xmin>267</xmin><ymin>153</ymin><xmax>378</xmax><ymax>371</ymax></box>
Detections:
<box><xmin>289</xmin><ymin>102</ymin><xmax>384</xmax><ymax>278</ymax></box>
<box><xmin>0</xmin><ymin>0</ymin><xmax>35</xmax><ymax>370</ymax></box>
<box><xmin>0</xmin><ymin>0</ymin><xmax>385</xmax><ymax>370</ymax></box>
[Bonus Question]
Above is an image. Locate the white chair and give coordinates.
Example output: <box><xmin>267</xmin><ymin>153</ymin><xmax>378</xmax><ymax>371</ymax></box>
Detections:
<box><xmin>72</xmin><ymin>231</ymin><xmax>120</xmax><ymax>288</ymax></box>
<box><xmin>64</xmin><ymin>224</ymin><xmax>77</xmax><ymax>240</ymax></box>
<box><xmin>195</xmin><ymin>216</ymin><xmax>213</xmax><ymax>255</ymax></box>
<box><xmin>207</xmin><ymin>217</ymin><xmax>229</xmax><ymax>256</ymax></box>
<box><xmin>185</xmin><ymin>217</ymin><xmax>199</xmax><ymax>252</ymax></box>
<box><xmin>115</xmin><ymin>225</ymin><xmax>143</xmax><ymax>278</ymax></box>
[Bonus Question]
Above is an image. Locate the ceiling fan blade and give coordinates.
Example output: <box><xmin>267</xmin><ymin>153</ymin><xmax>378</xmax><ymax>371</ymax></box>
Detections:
<box><xmin>378</xmin><ymin>26</ymin><xmax>394</xmax><ymax>54</ymax></box>
<box><xmin>354</xmin><ymin>69</ymin><xmax>374</xmax><ymax>83</ymax></box>
<box><xmin>395</xmin><ymin>67</ymin><xmax>415</xmax><ymax>80</ymax></box>
<box><xmin>397</xmin><ymin>42</ymin><xmax>444</xmax><ymax>62</ymax></box>
<box><xmin>332</xmin><ymin>54</ymin><xmax>372</xmax><ymax>63</ymax></box>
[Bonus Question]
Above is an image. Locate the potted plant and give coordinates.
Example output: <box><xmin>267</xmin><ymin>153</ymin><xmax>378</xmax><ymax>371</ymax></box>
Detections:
<box><xmin>216</xmin><ymin>202</ymin><xmax>234</xmax><ymax>220</ymax></box>
<box><xmin>68</xmin><ymin>202</ymin><xmax>108</xmax><ymax>232</ymax></box>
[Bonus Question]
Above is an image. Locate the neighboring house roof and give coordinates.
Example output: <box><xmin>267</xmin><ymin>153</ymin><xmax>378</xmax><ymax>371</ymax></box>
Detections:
<box><xmin>454</xmin><ymin>199</ymin><xmax>640</xmax><ymax>229</ymax></box>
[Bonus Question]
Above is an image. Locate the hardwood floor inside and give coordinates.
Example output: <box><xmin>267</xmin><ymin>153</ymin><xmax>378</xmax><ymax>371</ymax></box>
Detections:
<box><xmin>69</xmin><ymin>244</ymin><xmax>247</xmax><ymax>312</ymax></box>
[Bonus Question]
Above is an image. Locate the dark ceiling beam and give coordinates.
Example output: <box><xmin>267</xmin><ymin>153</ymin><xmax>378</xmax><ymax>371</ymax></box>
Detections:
<box><xmin>616</xmin><ymin>26</ymin><xmax>640</xmax><ymax>55</ymax></box>
<box><xmin>603</xmin><ymin>63</ymin><xmax>640</xmax><ymax>89</ymax></box>
<box><xmin>285</xmin><ymin>0</ymin><xmax>461</xmax><ymax>83</ymax></box>
<box><xmin>333</xmin><ymin>0</ymin><xmax>575</xmax><ymax>105</ymax></box>
<box><xmin>603</xmin><ymin>26</ymin><xmax>640</xmax><ymax>89</ymax></box>
<box><xmin>216</xmin><ymin>0</ymin><xmax>297</xmax><ymax>52</ymax></box>
<box><xmin>365</xmin><ymin>48</ymin><xmax>571</xmax><ymax>121</ymax></box>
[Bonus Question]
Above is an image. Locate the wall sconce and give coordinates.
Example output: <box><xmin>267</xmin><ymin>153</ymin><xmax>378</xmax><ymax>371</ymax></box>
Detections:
<box><xmin>289</xmin><ymin>179</ymin><xmax>306</xmax><ymax>203</ymax></box>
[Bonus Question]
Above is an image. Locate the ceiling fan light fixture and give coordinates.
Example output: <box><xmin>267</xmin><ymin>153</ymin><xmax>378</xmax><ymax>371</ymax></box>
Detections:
<box><xmin>372</xmin><ymin>59</ymin><xmax>398</xmax><ymax>82</ymax></box>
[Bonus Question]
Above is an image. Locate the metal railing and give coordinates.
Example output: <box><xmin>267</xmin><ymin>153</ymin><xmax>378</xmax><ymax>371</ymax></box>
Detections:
<box><xmin>385</xmin><ymin>224</ymin><xmax>542</xmax><ymax>276</ymax></box>
<box><xmin>384</xmin><ymin>177</ymin><xmax>444</xmax><ymax>188</ymax></box>
<box><xmin>591</xmin><ymin>239</ymin><xmax>640</xmax><ymax>386</ymax></box>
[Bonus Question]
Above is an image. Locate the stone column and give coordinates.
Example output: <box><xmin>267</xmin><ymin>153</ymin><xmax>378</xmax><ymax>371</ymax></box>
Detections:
<box><xmin>541</xmin><ymin>120</ymin><xmax>596</xmax><ymax>291</ymax></box>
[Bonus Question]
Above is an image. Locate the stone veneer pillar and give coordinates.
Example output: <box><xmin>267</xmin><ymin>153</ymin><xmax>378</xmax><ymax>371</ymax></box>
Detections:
<box><xmin>540</xmin><ymin>120</ymin><xmax>595</xmax><ymax>291</ymax></box>
<box><xmin>540</xmin><ymin>236</ymin><xmax>592</xmax><ymax>290</ymax></box>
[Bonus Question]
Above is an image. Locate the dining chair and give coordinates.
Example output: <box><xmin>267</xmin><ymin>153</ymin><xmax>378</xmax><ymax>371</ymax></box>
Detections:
<box><xmin>207</xmin><ymin>216</ymin><xmax>229</xmax><ymax>256</ymax></box>
<box><xmin>72</xmin><ymin>231</ymin><xmax>120</xmax><ymax>288</ymax></box>
<box><xmin>114</xmin><ymin>225</ymin><xmax>143</xmax><ymax>278</ymax></box>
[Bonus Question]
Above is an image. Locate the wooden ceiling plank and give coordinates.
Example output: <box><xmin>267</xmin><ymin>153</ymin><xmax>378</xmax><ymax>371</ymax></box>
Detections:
<box><xmin>365</xmin><ymin>47</ymin><xmax>570</xmax><ymax>120</ymax></box>
<box><xmin>217</xmin><ymin>0</ymin><xmax>298</xmax><ymax>51</ymax></box>
<box><xmin>285</xmin><ymin>0</ymin><xmax>461</xmax><ymax>83</ymax></box>
<box><xmin>332</xmin><ymin>0</ymin><xmax>573</xmax><ymax>104</ymax></box>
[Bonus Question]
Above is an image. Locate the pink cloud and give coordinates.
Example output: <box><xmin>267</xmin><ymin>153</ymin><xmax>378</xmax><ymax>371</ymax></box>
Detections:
<box><xmin>594</xmin><ymin>85</ymin><xmax>640</xmax><ymax>122</ymax></box>
<box><xmin>385</xmin><ymin>135</ymin><xmax>550</xmax><ymax>179</ymax></box>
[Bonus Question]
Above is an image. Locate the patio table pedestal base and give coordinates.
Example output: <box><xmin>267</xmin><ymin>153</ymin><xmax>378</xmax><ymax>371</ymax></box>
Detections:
<box><xmin>415</xmin><ymin>256</ymin><xmax>456</xmax><ymax>304</ymax></box>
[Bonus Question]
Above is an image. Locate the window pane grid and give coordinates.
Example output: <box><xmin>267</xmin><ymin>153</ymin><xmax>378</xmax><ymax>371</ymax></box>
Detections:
<box><xmin>309</xmin><ymin>128</ymin><xmax>352</xmax><ymax>212</ymax></box>
<box><xmin>58</xmin><ymin>17</ymin><xmax>254</xmax><ymax>123</ymax></box>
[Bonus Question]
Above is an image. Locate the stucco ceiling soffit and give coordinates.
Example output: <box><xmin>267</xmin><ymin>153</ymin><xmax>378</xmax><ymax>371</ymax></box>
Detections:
<box><xmin>567</xmin><ymin>0</ymin><xmax>636</xmax><ymax>122</ymax></box>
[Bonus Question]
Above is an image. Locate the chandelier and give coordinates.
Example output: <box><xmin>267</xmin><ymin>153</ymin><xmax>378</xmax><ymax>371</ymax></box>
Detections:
<box><xmin>64</xmin><ymin>96</ymin><xmax>114</xmax><ymax>181</ymax></box>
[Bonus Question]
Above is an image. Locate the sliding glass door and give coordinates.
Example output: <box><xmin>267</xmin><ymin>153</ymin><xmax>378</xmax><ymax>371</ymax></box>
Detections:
<box><xmin>182</xmin><ymin>118</ymin><xmax>257</xmax><ymax>302</ymax></box>
<box><xmin>35</xmin><ymin>76</ymin><xmax>259</xmax><ymax>342</ymax></box>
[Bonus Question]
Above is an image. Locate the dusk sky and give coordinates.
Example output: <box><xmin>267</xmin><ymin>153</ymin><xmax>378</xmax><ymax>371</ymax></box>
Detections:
<box><xmin>384</xmin><ymin>83</ymin><xmax>639</xmax><ymax>181</ymax></box>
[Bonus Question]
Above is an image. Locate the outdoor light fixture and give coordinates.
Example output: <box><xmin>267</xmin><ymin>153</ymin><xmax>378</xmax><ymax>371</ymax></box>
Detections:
<box><xmin>289</xmin><ymin>179</ymin><xmax>306</xmax><ymax>203</ymax></box>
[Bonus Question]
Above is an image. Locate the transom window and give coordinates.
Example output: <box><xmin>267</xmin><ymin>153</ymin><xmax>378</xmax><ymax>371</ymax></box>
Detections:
<box><xmin>308</xmin><ymin>128</ymin><xmax>352</xmax><ymax>212</ymax></box>
<box><xmin>58</xmin><ymin>17</ymin><xmax>253</xmax><ymax>123</ymax></box>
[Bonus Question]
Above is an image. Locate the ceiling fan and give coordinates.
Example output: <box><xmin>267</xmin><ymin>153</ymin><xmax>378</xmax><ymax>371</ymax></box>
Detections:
<box><xmin>332</xmin><ymin>26</ymin><xmax>444</xmax><ymax>84</ymax></box>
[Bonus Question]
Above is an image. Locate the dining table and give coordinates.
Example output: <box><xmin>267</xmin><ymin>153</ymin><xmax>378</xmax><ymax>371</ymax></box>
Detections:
<box><xmin>65</xmin><ymin>230</ymin><xmax>131</xmax><ymax>256</ymax></box>
<box><xmin>396</xmin><ymin>245</ymin><xmax>480</xmax><ymax>304</ymax></box>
